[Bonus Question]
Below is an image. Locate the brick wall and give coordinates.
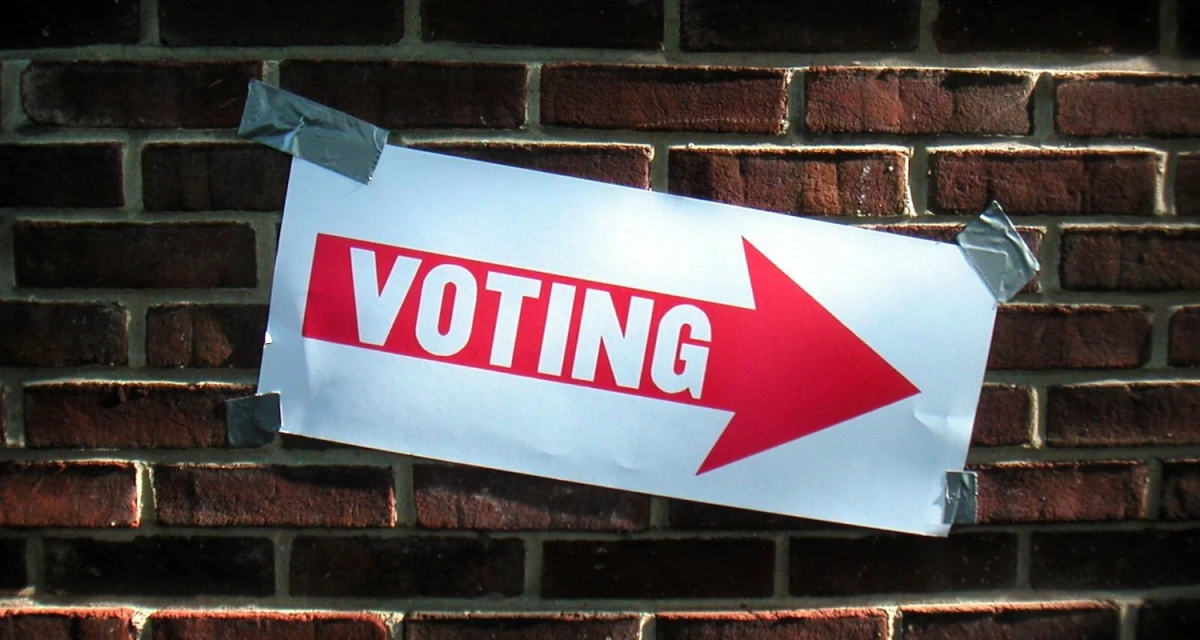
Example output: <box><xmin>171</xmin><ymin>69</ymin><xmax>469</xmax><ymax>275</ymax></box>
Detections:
<box><xmin>2</xmin><ymin>1</ymin><xmax>1199</xmax><ymax>638</ymax></box>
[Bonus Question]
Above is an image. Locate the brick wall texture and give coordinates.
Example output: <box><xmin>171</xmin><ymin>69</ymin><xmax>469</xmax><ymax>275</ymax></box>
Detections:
<box><xmin>1</xmin><ymin>1</ymin><xmax>1199</xmax><ymax>638</ymax></box>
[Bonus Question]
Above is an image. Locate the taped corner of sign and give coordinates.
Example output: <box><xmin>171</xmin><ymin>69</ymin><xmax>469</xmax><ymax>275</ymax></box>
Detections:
<box><xmin>956</xmin><ymin>201</ymin><xmax>1040</xmax><ymax>303</ymax></box>
<box><xmin>943</xmin><ymin>470</ymin><xmax>978</xmax><ymax>525</ymax></box>
<box><xmin>237</xmin><ymin>80</ymin><xmax>389</xmax><ymax>185</ymax></box>
<box><xmin>226</xmin><ymin>392</ymin><xmax>282</xmax><ymax>448</ymax></box>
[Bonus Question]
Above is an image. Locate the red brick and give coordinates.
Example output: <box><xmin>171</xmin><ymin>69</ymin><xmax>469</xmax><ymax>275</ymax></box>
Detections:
<box><xmin>873</xmin><ymin>224</ymin><xmax>1043</xmax><ymax>292</ymax></box>
<box><xmin>414</xmin><ymin>465</ymin><xmax>648</xmax><ymax>531</ymax></box>
<box><xmin>0</xmin><ymin>462</ymin><xmax>138</xmax><ymax>528</ymax></box>
<box><xmin>1180</xmin><ymin>155</ymin><xmax>1200</xmax><ymax>215</ymax></box>
<box><xmin>0</xmin><ymin>609</ymin><xmax>135</xmax><ymax>640</ymax></box>
<box><xmin>151</xmin><ymin>612</ymin><xmax>387</xmax><ymax>640</ymax></box>
<box><xmin>1056</xmin><ymin>75</ymin><xmax>1200</xmax><ymax>137</ymax></box>
<box><xmin>405</xmin><ymin>614</ymin><xmax>641</xmax><ymax>640</ymax></box>
<box><xmin>934</xmin><ymin>0</ymin><xmax>1157</xmax><ymax>54</ymax></box>
<box><xmin>681</xmin><ymin>0</ymin><xmax>918</xmax><ymax>52</ymax></box>
<box><xmin>807</xmin><ymin>69</ymin><xmax>1033</xmax><ymax>135</ymax></box>
<box><xmin>1162</xmin><ymin>461</ymin><xmax>1200</xmax><ymax>520</ymax></box>
<box><xmin>14</xmin><ymin>222</ymin><xmax>258</xmax><ymax>289</ymax></box>
<box><xmin>542</xmin><ymin>64</ymin><xmax>788</xmax><ymax>134</ymax></box>
<box><xmin>160</xmin><ymin>0</ymin><xmax>402</xmax><ymax>46</ymax></box>
<box><xmin>281</xmin><ymin>61</ymin><xmax>526</xmax><ymax>129</ymax></box>
<box><xmin>146</xmin><ymin>304</ymin><xmax>267</xmax><ymax>368</ymax></box>
<box><xmin>1046</xmin><ymin>383</ymin><xmax>1200</xmax><ymax>446</ymax></box>
<box><xmin>3</xmin><ymin>1</ymin><xmax>139</xmax><ymax>48</ymax></box>
<box><xmin>44</xmin><ymin>536</ymin><xmax>273</xmax><ymax>596</ymax></box>
<box><xmin>23</xmin><ymin>382</ymin><xmax>252</xmax><ymax>449</ymax></box>
<box><xmin>0</xmin><ymin>539</ymin><xmax>24</xmax><ymax>591</ymax></box>
<box><xmin>901</xmin><ymin>604</ymin><xmax>1118</xmax><ymax>640</ymax></box>
<box><xmin>542</xmin><ymin>538</ymin><xmax>774</xmax><ymax>598</ymax></box>
<box><xmin>0</xmin><ymin>144</ymin><xmax>123</xmax><ymax>208</ymax></box>
<box><xmin>988</xmin><ymin>305</ymin><xmax>1151</xmax><ymax>370</ymax></box>
<box><xmin>290</xmin><ymin>536</ymin><xmax>523</xmax><ymax>597</ymax></box>
<box><xmin>972</xmin><ymin>462</ymin><xmax>1148</xmax><ymax>523</ymax></box>
<box><xmin>1061</xmin><ymin>228</ymin><xmax>1200</xmax><ymax>291</ymax></box>
<box><xmin>415</xmin><ymin>143</ymin><xmax>652</xmax><ymax>189</ymax></box>
<box><xmin>1171</xmin><ymin>307</ymin><xmax>1200</xmax><ymax>366</ymax></box>
<box><xmin>973</xmin><ymin>385</ymin><xmax>1033</xmax><ymax>446</ymax></box>
<box><xmin>669</xmin><ymin>147</ymin><xmax>908</xmax><ymax>216</ymax></box>
<box><xmin>142</xmin><ymin>144</ymin><xmax>289</xmax><ymax>212</ymax></box>
<box><xmin>1138</xmin><ymin>599</ymin><xmax>1200</xmax><ymax>639</ymax></box>
<box><xmin>668</xmin><ymin>500</ymin><xmax>831</xmax><ymax>530</ymax></box>
<box><xmin>423</xmin><ymin>0</ymin><xmax>662</xmax><ymax>49</ymax></box>
<box><xmin>1031</xmin><ymin>530</ymin><xmax>1200</xmax><ymax>589</ymax></box>
<box><xmin>22</xmin><ymin>62</ymin><xmax>261</xmax><ymax>128</ymax></box>
<box><xmin>929</xmin><ymin>150</ymin><xmax>1158</xmax><ymax>216</ymax></box>
<box><xmin>0</xmin><ymin>302</ymin><xmax>127</xmax><ymax>367</ymax></box>
<box><xmin>658</xmin><ymin>611</ymin><xmax>887</xmax><ymax>640</ymax></box>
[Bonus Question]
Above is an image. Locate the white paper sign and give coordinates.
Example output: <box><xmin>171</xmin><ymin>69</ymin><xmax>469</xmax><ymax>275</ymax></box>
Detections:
<box><xmin>260</xmin><ymin>146</ymin><xmax>998</xmax><ymax>536</ymax></box>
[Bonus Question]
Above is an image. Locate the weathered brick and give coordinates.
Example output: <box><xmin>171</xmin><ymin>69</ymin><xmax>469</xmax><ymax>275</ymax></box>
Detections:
<box><xmin>929</xmin><ymin>150</ymin><xmax>1158</xmax><ymax>215</ymax></box>
<box><xmin>1180</xmin><ymin>155</ymin><xmax>1200</xmax><ymax>215</ymax></box>
<box><xmin>414</xmin><ymin>465</ymin><xmax>648</xmax><ymax>531</ymax></box>
<box><xmin>0</xmin><ymin>609</ymin><xmax>135</xmax><ymax>640</ymax></box>
<box><xmin>681</xmin><ymin>0</ymin><xmax>919</xmax><ymax>52</ymax></box>
<box><xmin>423</xmin><ymin>0</ymin><xmax>662</xmax><ymax>49</ymax></box>
<box><xmin>44</xmin><ymin>537</ymin><xmax>273</xmax><ymax>596</ymax></box>
<box><xmin>1031</xmin><ymin>530</ymin><xmax>1200</xmax><ymax>589</ymax></box>
<box><xmin>1171</xmin><ymin>307</ymin><xmax>1200</xmax><ymax>366</ymax></box>
<box><xmin>3</xmin><ymin>1</ymin><xmax>139</xmax><ymax>48</ymax></box>
<box><xmin>281</xmin><ymin>61</ymin><xmax>526</xmax><ymax>129</ymax></box>
<box><xmin>151</xmin><ymin>612</ymin><xmax>388</xmax><ymax>640</ymax></box>
<box><xmin>668</xmin><ymin>500</ymin><xmax>830</xmax><ymax>530</ymax></box>
<box><xmin>14</xmin><ymin>222</ymin><xmax>258</xmax><ymax>289</ymax></box>
<box><xmin>1162</xmin><ymin>461</ymin><xmax>1200</xmax><ymax>520</ymax></box>
<box><xmin>290</xmin><ymin>536</ymin><xmax>523</xmax><ymax>597</ymax></box>
<box><xmin>669</xmin><ymin>147</ymin><xmax>908</xmax><ymax>216</ymax></box>
<box><xmin>405</xmin><ymin>615</ymin><xmax>641</xmax><ymax>640</ymax></box>
<box><xmin>902</xmin><ymin>604</ymin><xmax>1118</xmax><ymax>640</ymax></box>
<box><xmin>1046</xmin><ymin>383</ymin><xmax>1200</xmax><ymax>447</ymax></box>
<box><xmin>988</xmin><ymin>306</ymin><xmax>1151</xmax><ymax>370</ymax></box>
<box><xmin>22</xmin><ymin>62</ymin><xmax>261</xmax><ymax>128</ymax></box>
<box><xmin>0</xmin><ymin>539</ymin><xmax>23</xmax><ymax>591</ymax></box>
<box><xmin>658</xmin><ymin>611</ymin><xmax>888</xmax><ymax>640</ymax></box>
<box><xmin>1062</xmin><ymin>228</ymin><xmax>1200</xmax><ymax>291</ymax></box>
<box><xmin>146</xmin><ymin>304</ymin><xmax>267</xmax><ymax>368</ymax></box>
<box><xmin>934</xmin><ymin>0</ymin><xmax>1158</xmax><ymax>54</ymax></box>
<box><xmin>542</xmin><ymin>64</ymin><xmax>788</xmax><ymax>134</ymax></box>
<box><xmin>415</xmin><ymin>143</ymin><xmax>652</xmax><ymax>189</ymax></box>
<box><xmin>142</xmin><ymin>144</ymin><xmax>289</xmax><ymax>212</ymax></box>
<box><xmin>1138</xmin><ymin>599</ymin><xmax>1200</xmax><ymax>639</ymax></box>
<box><xmin>23</xmin><ymin>382</ymin><xmax>252</xmax><ymax>449</ymax></box>
<box><xmin>789</xmin><ymin>533</ymin><xmax>1017</xmax><ymax>596</ymax></box>
<box><xmin>0</xmin><ymin>144</ymin><xmax>123</xmax><ymax>208</ymax></box>
<box><xmin>973</xmin><ymin>462</ymin><xmax>1148</xmax><ymax>523</ymax></box>
<box><xmin>1056</xmin><ymin>75</ymin><xmax>1200</xmax><ymax>137</ymax></box>
<box><xmin>807</xmin><ymin>69</ymin><xmax>1034</xmax><ymax>135</ymax></box>
<box><xmin>873</xmin><ymin>224</ymin><xmax>1043</xmax><ymax>292</ymax></box>
<box><xmin>542</xmin><ymin>539</ymin><xmax>774</xmax><ymax>598</ymax></box>
<box><xmin>0</xmin><ymin>302</ymin><xmax>127</xmax><ymax>367</ymax></box>
<box><xmin>0</xmin><ymin>462</ymin><xmax>138</xmax><ymax>528</ymax></box>
<box><xmin>160</xmin><ymin>0</ymin><xmax>402</xmax><ymax>46</ymax></box>
<box><xmin>973</xmin><ymin>385</ymin><xmax>1033</xmax><ymax>447</ymax></box>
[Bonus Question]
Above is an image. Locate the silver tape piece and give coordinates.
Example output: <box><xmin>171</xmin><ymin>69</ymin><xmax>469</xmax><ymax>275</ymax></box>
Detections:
<box><xmin>238</xmin><ymin>81</ymin><xmax>388</xmax><ymax>185</ymax></box>
<box><xmin>226</xmin><ymin>392</ymin><xmax>282</xmax><ymax>447</ymax></box>
<box><xmin>955</xmin><ymin>201</ymin><xmax>1040</xmax><ymax>303</ymax></box>
<box><xmin>943</xmin><ymin>470</ymin><xmax>978</xmax><ymax>525</ymax></box>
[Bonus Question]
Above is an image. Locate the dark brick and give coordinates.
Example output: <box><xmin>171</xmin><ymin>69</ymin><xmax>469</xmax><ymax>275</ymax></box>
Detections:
<box><xmin>3</xmin><ymin>0</ymin><xmax>139</xmax><ymax>48</ymax></box>
<box><xmin>1046</xmin><ymin>383</ymin><xmax>1200</xmax><ymax>446</ymax></box>
<box><xmin>146</xmin><ymin>304</ymin><xmax>267</xmax><ymax>368</ymax></box>
<box><xmin>668</xmin><ymin>501</ymin><xmax>831</xmax><ymax>530</ymax></box>
<box><xmin>290</xmin><ymin>536</ymin><xmax>523</xmax><ymax>598</ymax></box>
<box><xmin>1062</xmin><ymin>228</ymin><xmax>1200</xmax><ymax>291</ymax></box>
<box><xmin>423</xmin><ymin>0</ymin><xmax>662</xmax><ymax>49</ymax></box>
<box><xmin>934</xmin><ymin>0</ymin><xmax>1158</xmax><ymax>54</ymax></box>
<box><xmin>902</xmin><ymin>605</ymin><xmax>1118</xmax><ymax>640</ymax></box>
<box><xmin>658</xmin><ymin>611</ymin><xmax>888</xmax><ymax>640</ymax></box>
<box><xmin>160</xmin><ymin>0</ymin><xmax>402</xmax><ymax>46</ymax></box>
<box><xmin>0</xmin><ymin>539</ymin><xmax>23</xmax><ymax>591</ymax></box>
<box><xmin>0</xmin><ymin>144</ymin><xmax>123</xmax><ymax>208</ymax></box>
<box><xmin>414</xmin><ymin>465</ymin><xmax>649</xmax><ymax>531</ymax></box>
<box><xmin>142</xmin><ymin>144</ymin><xmax>289</xmax><ymax>212</ymax></box>
<box><xmin>973</xmin><ymin>462</ymin><xmax>1148</xmax><ymax>523</ymax></box>
<box><xmin>807</xmin><ymin>68</ymin><xmax>1034</xmax><ymax>135</ymax></box>
<box><xmin>1138</xmin><ymin>599</ymin><xmax>1200</xmax><ymax>640</ymax></box>
<box><xmin>415</xmin><ymin>143</ymin><xmax>652</xmax><ymax>189</ymax></box>
<box><xmin>988</xmin><ymin>305</ymin><xmax>1152</xmax><ymax>370</ymax></box>
<box><xmin>281</xmin><ymin>61</ymin><xmax>526</xmax><ymax>129</ymax></box>
<box><xmin>0</xmin><ymin>462</ymin><xmax>138</xmax><ymax>528</ymax></box>
<box><xmin>929</xmin><ymin>150</ymin><xmax>1158</xmax><ymax>216</ymax></box>
<box><xmin>1171</xmin><ymin>307</ymin><xmax>1200</xmax><ymax>366</ymax></box>
<box><xmin>0</xmin><ymin>302</ymin><xmax>127</xmax><ymax>366</ymax></box>
<box><xmin>1163</xmin><ymin>461</ymin><xmax>1200</xmax><ymax>520</ymax></box>
<box><xmin>668</xmin><ymin>147</ymin><xmax>908</xmax><ymax>216</ymax></box>
<box><xmin>542</xmin><ymin>64</ymin><xmax>788</xmax><ymax>134</ymax></box>
<box><xmin>1056</xmin><ymin>75</ymin><xmax>1200</xmax><ymax>137</ymax></box>
<box><xmin>23</xmin><ymin>382</ymin><xmax>252</xmax><ymax>449</ymax></box>
<box><xmin>542</xmin><ymin>538</ymin><xmax>774</xmax><ymax>598</ymax></box>
<box><xmin>681</xmin><ymin>0</ymin><xmax>919</xmax><ymax>52</ymax></box>
<box><xmin>973</xmin><ymin>385</ymin><xmax>1033</xmax><ymax>447</ymax></box>
<box><xmin>151</xmin><ymin>612</ymin><xmax>387</xmax><ymax>640</ymax></box>
<box><xmin>14</xmin><ymin>222</ymin><xmax>258</xmax><ymax>289</ymax></box>
<box><xmin>0</xmin><ymin>609</ymin><xmax>135</xmax><ymax>640</ymax></box>
<box><xmin>405</xmin><ymin>615</ymin><xmax>641</xmax><ymax>640</ymax></box>
<box><xmin>789</xmin><ymin>533</ymin><xmax>1017</xmax><ymax>596</ymax></box>
<box><xmin>22</xmin><ymin>62</ymin><xmax>261</xmax><ymax>128</ymax></box>
<box><xmin>1031</xmin><ymin>530</ymin><xmax>1200</xmax><ymax>589</ymax></box>
<box><xmin>43</xmin><ymin>537</ymin><xmax>273</xmax><ymax>596</ymax></box>
<box><xmin>1180</xmin><ymin>155</ymin><xmax>1200</xmax><ymax>215</ymax></box>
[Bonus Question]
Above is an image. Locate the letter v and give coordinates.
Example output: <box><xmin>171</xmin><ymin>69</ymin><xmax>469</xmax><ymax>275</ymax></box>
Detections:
<box><xmin>350</xmin><ymin>247</ymin><xmax>421</xmax><ymax>345</ymax></box>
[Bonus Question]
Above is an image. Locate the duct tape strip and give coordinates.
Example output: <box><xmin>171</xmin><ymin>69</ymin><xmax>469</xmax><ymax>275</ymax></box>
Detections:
<box><xmin>226</xmin><ymin>392</ymin><xmax>282</xmax><ymax>447</ymax></box>
<box><xmin>943</xmin><ymin>470</ymin><xmax>978</xmax><ymax>525</ymax></box>
<box><xmin>238</xmin><ymin>81</ymin><xmax>389</xmax><ymax>185</ymax></box>
<box><xmin>955</xmin><ymin>201</ymin><xmax>1040</xmax><ymax>303</ymax></box>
